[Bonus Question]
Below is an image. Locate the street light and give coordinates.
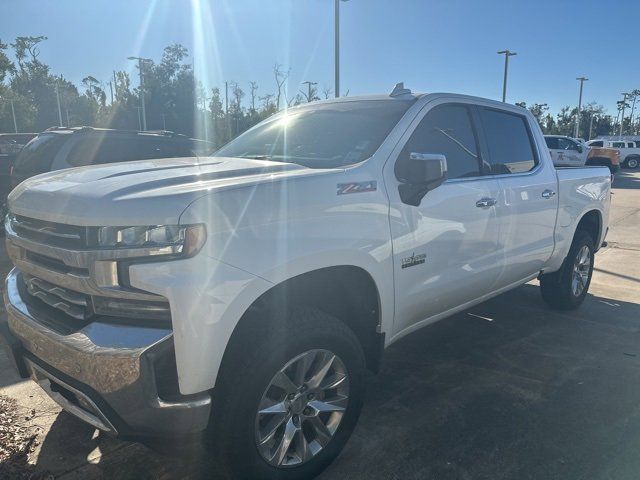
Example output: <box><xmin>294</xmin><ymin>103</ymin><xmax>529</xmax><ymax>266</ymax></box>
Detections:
<box><xmin>128</xmin><ymin>56</ymin><xmax>152</xmax><ymax>131</ymax></box>
<box><xmin>588</xmin><ymin>111</ymin><xmax>596</xmax><ymax>141</ymax></box>
<box><xmin>1</xmin><ymin>98</ymin><xmax>19</xmax><ymax>133</ymax></box>
<box><xmin>619</xmin><ymin>92</ymin><xmax>630</xmax><ymax>138</ymax></box>
<box><xmin>574</xmin><ymin>77</ymin><xmax>588</xmax><ymax>138</ymax></box>
<box><xmin>497</xmin><ymin>50</ymin><xmax>517</xmax><ymax>102</ymax></box>
<box><xmin>335</xmin><ymin>0</ymin><xmax>349</xmax><ymax>98</ymax></box>
<box><xmin>302</xmin><ymin>81</ymin><xmax>318</xmax><ymax>102</ymax></box>
<box><xmin>55</xmin><ymin>81</ymin><xmax>64</xmax><ymax>126</ymax></box>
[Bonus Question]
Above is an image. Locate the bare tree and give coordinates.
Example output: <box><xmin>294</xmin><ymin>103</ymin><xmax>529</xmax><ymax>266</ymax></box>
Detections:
<box><xmin>259</xmin><ymin>93</ymin><xmax>275</xmax><ymax>111</ymax></box>
<box><xmin>230</xmin><ymin>81</ymin><xmax>244</xmax><ymax>111</ymax></box>
<box><xmin>273</xmin><ymin>63</ymin><xmax>290</xmax><ymax>110</ymax></box>
<box><xmin>322</xmin><ymin>85</ymin><xmax>333</xmax><ymax>100</ymax></box>
<box><xmin>249</xmin><ymin>81</ymin><xmax>258</xmax><ymax>112</ymax></box>
<box><xmin>287</xmin><ymin>93</ymin><xmax>305</xmax><ymax>107</ymax></box>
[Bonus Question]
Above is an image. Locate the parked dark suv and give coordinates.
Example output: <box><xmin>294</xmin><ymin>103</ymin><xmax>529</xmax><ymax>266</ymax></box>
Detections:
<box><xmin>9</xmin><ymin>127</ymin><xmax>212</xmax><ymax>191</ymax></box>
<box><xmin>0</xmin><ymin>133</ymin><xmax>38</xmax><ymax>206</ymax></box>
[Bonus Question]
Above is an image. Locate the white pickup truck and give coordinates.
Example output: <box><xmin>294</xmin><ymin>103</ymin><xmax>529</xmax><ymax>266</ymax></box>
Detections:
<box><xmin>587</xmin><ymin>139</ymin><xmax>640</xmax><ymax>169</ymax></box>
<box><xmin>1</xmin><ymin>86</ymin><xmax>611</xmax><ymax>479</ymax></box>
<box><xmin>544</xmin><ymin>135</ymin><xmax>590</xmax><ymax>167</ymax></box>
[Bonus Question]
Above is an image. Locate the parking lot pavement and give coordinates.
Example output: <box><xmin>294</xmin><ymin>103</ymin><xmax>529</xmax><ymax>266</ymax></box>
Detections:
<box><xmin>1</xmin><ymin>171</ymin><xmax>639</xmax><ymax>480</ymax></box>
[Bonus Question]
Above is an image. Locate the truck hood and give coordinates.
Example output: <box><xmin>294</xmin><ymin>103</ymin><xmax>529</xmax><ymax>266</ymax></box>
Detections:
<box><xmin>8</xmin><ymin>156</ymin><xmax>324</xmax><ymax>226</ymax></box>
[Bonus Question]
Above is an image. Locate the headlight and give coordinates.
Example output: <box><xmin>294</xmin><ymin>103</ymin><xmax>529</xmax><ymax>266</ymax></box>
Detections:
<box><xmin>97</xmin><ymin>224</ymin><xmax>206</xmax><ymax>256</ymax></box>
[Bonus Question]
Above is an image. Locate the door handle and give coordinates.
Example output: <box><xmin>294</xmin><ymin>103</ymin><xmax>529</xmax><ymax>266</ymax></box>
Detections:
<box><xmin>475</xmin><ymin>197</ymin><xmax>497</xmax><ymax>208</ymax></box>
<box><xmin>542</xmin><ymin>189</ymin><xmax>556</xmax><ymax>199</ymax></box>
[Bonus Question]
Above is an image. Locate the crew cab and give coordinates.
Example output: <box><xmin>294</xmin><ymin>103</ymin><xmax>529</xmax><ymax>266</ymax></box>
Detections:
<box><xmin>0</xmin><ymin>87</ymin><xmax>611</xmax><ymax>479</ymax></box>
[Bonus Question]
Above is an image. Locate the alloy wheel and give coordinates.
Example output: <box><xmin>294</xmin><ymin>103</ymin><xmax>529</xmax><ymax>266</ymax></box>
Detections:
<box><xmin>571</xmin><ymin>244</ymin><xmax>591</xmax><ymax>297</ymax></box>
<box><xmin>255</xmin><ymin>349</ymin><xmax>350</xmax><ymax>467</ymax></box>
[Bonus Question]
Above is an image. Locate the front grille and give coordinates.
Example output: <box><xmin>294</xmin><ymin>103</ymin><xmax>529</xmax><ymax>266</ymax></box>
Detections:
<box><xmin>9</xmin><ymin>214</ymin><xmax>172</xmax><ymax>328</ymax></box>
<box><xmin>23</xmin><ymin>275</ymin><xmax>90</xmax><ymax>320</ymax></box>
<box><xmin>10</xmin><ymin>215</ymin><xmax>88</xmax><ymax>249</ymax></box>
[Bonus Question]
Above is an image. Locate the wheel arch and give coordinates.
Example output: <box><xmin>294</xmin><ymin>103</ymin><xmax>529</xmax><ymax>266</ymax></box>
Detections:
<box><xmin>216</xmin><ymin>265</ymin><xmax>385</xmax><ymax>387</ymax></box>
<box><xmin>575</xmin><ymin>209</ymin><xmax>602</xmax><ymax>249</ymax></box>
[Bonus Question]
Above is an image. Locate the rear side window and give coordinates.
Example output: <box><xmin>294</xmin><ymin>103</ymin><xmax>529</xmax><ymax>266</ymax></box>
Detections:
<box><xmin>397</xmin><ymin>104</ymin><xmax>481</xmax><ymax>180</ymax></box>
<box><xmin>612</xmin><ymin>142</ymin><xmax>625</xmax><ymax>148</ymax></box>
<box><xmin>480</xmin><ymin>109</ymin><xmax>537</xmax><ymax>174</ymax></box>
<box><xmin>589</xmin><ymin>140</ymin><xmax>603</xmax><ymax>147</ymax></box>
<box><xmin>13</xmin><ymin>134</ymin><xmax>68</xmax><ymax>176</ymax></box>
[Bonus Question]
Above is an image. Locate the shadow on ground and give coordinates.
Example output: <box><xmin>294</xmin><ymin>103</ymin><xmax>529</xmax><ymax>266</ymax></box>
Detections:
<box><xmin>613</xmin><ymin>170</ymin><xmax>640</xmax><ymax>189</ymax></box>
<box><xmin>26</xmin><ymin>283</ymin><xmax>640</xmax><ymax>480</ymax></box>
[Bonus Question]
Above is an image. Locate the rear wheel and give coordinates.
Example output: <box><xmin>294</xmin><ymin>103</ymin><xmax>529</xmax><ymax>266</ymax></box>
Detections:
<box><xmin>626</xmin><ymin>157</ymin><xmax>639</xmax><ymax>169</ymax></box>
<box><xmin>540</xmin><ymin>230</ymin><xmax>595</xmax><ymax>310</ymax></box>
<box><xmin>210</xmin><ymin>307</ymin><xmax>366</xmax><ymax>479</ymax></box>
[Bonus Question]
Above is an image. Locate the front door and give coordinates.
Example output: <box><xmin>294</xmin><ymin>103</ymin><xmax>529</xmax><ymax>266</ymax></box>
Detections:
<box><xmin>549</xmin><ymin>137</ymin><xmax>583</xmax><ymax>166</ymax></box>
<box><xmin>384</xmin><ymin>102</ymin><xmax>503</xmax><ymax>337</ymax></box>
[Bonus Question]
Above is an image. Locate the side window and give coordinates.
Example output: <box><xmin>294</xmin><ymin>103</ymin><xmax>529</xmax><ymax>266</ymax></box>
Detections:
<box><xmin>66</xmin><ymin>135</ymin><xmax>106</xmax><ymax>166</ymax></box>
<box><xmin>545</xmin><ymin>137</ymin><xmax>559</xmax><ymax>149</ymax></box>
<box><xmin>557</xmin><ymin>138</ymin><xmax>578</xmax><ymax>151</ymax></box>
<box><xmin>396</xmin><ymin>104</ymin><xmax>480</xmax><ymax>181</ymax></box>
<box><xmin>612</xmin><ymin>142</ymin><xmax>625</xmax><ymax>148</ymax></box>
<box><xmin>589</xmin><ymin>140</ymin><xmax>603</xmax><ymax>147</ymax></box>
<box><xmin>479</xmin><ymin>108</ymin><xmax>538</xmax><ymax>174</ymax></box>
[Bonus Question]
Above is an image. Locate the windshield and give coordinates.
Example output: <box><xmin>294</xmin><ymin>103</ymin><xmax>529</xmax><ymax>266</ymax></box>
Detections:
<box><xmin>13</xmin><ymin>133</ymin><xmax>68</xmax><ymax>176</ymax></box>
<box><xmin>215</xmin><ymin>100</ymin><xmax>414</xmax><ymax>168</ymax></box>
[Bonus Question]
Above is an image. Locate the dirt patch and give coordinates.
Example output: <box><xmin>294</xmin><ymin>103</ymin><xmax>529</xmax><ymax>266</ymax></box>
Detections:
<box><xmin>0</xmin><ymin>394</ymin><xmax>51</xmax><ymax>480</ymax></box>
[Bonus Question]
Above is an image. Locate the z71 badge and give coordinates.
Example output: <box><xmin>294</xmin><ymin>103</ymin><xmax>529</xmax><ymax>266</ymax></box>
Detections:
<box><xmin>401</xmin><ymin>252</ymin><xmax>426</xmax><ymax>269</ymax></box>
<box><xmin>337</xmin><ymin>181</ymin><xmax>377</xmax><ymax>195</ymax></box>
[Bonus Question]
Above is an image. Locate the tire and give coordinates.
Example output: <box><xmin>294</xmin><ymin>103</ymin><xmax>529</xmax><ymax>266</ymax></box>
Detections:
<box><xmin>626</xmin><ymin>157</ymin><xmax>639</xmax><ymax>169</ymax></box>
<box><xmin>540</xmin><ymin>230</ymin><xmax>595</xmax><ymax>310</ymax></box>
<box><xmin>209</xmin><ymin>307</ymin><xmax>366</xmax><ymax>479</ymax></box>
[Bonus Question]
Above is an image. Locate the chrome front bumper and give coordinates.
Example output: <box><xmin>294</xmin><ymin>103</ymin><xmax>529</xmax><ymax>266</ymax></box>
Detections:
<box><xmin>1</xmin><ymin>269</ymin><xmax>211</xmax><ymax>438</ymax></box>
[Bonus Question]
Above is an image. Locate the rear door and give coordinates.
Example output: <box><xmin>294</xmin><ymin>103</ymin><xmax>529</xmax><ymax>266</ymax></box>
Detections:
<box><xmin>476</xmin><ymin>106</ymin><xmax>558</xmax><ymax>287</ymax></box>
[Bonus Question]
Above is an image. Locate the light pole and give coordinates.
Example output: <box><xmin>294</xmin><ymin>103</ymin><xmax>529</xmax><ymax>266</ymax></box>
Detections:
<box><xmin>55</xmin><ymin>82</ymin><xmax>64</xmax><ymax>126</ymax></box>
<box><xmin>619</xmin><ymin>92</ymin><xmax>629</xmax><ymax>138</ymax></box>
<box><xmin>6</xmin><ymin>99</ymin><xmax>18</xmax><ymax>133</ymax></box>
<box><xmin>335</xmin><ymin>0</ymin><xmax>349</xmax><ymax>98</ymax></box>
<box><xmin>128</xmin><ymin>56</ymin><xmax>151</xmax><ymax>131</ymax></box>
<box><xmin>302</xmin><ymin>81</ymin><xmax>318</xmax><ymax>102</ymax></box>
<box><xmin>628</xmin><ymin>90</ymin><xmax>639</xmax><ymax>135</ymax></box>
<box><xmin>497</xmin><ymin>50</ymin><xmax>517</xmax><ymax>102</ymax></box>
<box><xmin>588</xmin><ymin>112</ymin><xmax>596</xmax><ymax>140</ymax></box>
<box><xmin>574</xmin><ymin>77</ymin><xmax>588</xmax><ymax>138</ymax></box>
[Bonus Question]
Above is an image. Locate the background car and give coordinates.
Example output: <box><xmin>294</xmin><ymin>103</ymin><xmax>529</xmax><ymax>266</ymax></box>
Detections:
<box><xmin>545</xmin><ymin>135</ymin><xmax>619</xmax><ymax>173</ymax></box>
<box><xmin>545</xmin><ymin>135</ymin><xmax>590</xmax><ymax>167</ymax></box>
<box><xmin>9</xmin><ymin>127</ymin><xmax>213</xmax><ymax>191</ymax></box>
<box><xmin>587</xmin><ymin>139</ymin><xmax>640</xmax><ymax>169</ymax></box>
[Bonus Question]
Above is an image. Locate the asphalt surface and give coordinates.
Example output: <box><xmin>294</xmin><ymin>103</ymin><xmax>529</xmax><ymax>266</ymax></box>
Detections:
<box><xmin>0</xmin><ymin>170</ymin><xmax>639</xmax><ymax>480</ymax></box>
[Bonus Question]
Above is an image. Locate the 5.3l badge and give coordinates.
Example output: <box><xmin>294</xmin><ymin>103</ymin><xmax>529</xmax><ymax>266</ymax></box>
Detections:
<box><xmin>401</xmin><ymin>252</ymin><xmax>426</xmax><ymax>269</ymax></box>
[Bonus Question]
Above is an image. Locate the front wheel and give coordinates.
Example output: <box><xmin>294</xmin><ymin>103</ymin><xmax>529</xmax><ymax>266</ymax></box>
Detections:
<box><xmin>540</xmin><ymin>230</ymin><xmax>595</xmax><ymax>310</ymax></box>
<box><xmin>209</xmin><ymin>308</ymin><xmax>366</xmax><ymax>479</ymax></box>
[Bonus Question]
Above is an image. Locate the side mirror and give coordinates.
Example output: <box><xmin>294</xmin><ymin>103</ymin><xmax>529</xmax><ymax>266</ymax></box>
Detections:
<box><xmin>398</xmin><ymin>152</ymin><xmax>448</xmax><ymax>206</ymax></box>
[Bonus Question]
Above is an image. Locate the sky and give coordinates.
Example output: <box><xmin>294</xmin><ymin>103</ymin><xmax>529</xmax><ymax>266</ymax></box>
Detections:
<box><xmin>2</xmin><ymin>0</ymin><xmax>640</xmax><ymax>115</ymax></box>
